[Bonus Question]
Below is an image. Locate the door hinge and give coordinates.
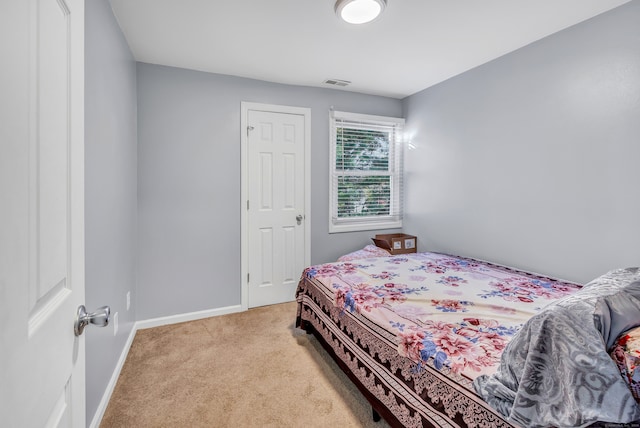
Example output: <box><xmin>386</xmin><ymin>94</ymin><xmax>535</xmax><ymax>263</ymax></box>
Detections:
<box><xmin>246</xmin><ymin>200</ymin><xmax>249</xmax><ymax>210</ymax></box>
<box><xmin>247</xmin><ymin>273</ymin><xmax>250</xmax><ymax>283</ymax></box>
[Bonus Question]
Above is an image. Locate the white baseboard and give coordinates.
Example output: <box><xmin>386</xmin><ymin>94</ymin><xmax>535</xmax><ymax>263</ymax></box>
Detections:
<box><xmin>136</xmin><ymin>304</ymin><xmax>243</xmax><ymax>330</ymax></box>
<box><xmin>89</xmin><ymin>324</ymin><xmax>137</xmax><ymax>428</ymax></box>
<box><xmin>88</xmin><ymin>304</ymin><xmax>244</xmax><ymax>427</ymax></box>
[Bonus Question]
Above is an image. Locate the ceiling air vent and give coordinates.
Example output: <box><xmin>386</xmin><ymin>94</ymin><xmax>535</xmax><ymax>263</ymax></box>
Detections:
<box><xmin>323</xmin><ymin>79</ymin><xmax>351</xmax><ymax>87</ymax></box>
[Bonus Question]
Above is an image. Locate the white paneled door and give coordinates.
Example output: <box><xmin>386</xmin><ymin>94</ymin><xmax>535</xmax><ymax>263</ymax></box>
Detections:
<box><xmin>243</xmin><ymin>104</ymin><xmax>310</xmax><ymax>308</ymax></box>
<box><xmin>0</xmin><ymin>0</ymin><xmax>86</xmax><ymax>426</ymax></box>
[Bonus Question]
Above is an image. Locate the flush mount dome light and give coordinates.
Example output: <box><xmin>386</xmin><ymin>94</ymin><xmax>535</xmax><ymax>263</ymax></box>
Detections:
<box><xmin>335</xmin><ymin>0</ymin><xmax>386</xmax><ymax>24</ymax></box>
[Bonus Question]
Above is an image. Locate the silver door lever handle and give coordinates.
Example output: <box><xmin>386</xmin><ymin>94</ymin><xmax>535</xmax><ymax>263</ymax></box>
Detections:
<box><xmin>296</xmin><ymin>215</ymin><xmax>303</xmax><ymax>225</ymax></box>
<box><xmin>74</xmin><ymin>305</ymin><xmax>110</xmax><ymax>336</ymax></box>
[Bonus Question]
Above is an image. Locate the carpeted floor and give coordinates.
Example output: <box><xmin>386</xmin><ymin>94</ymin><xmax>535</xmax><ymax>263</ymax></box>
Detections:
<box><xmin>100</xmin><ymin>302</ymin><xmax>391</xmax><ymax>427</ymax></box>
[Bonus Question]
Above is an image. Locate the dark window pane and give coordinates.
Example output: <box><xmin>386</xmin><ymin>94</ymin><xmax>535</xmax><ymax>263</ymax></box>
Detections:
<box><xmin>336</xmin><ymin>127</ymin><xmax>389</xmax><ymax>171</ymax></box>
<box><xmin>337</xmin><ymin>176</ymin><xmax>391</xmax><ymax>218</ymax></box>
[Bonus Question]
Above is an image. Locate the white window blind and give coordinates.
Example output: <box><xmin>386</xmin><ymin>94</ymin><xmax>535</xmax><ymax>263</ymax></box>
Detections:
<box><xmin>329</xmin><ymin>111</ymin><xmax>404</xmax><ymax>233</ymax></box>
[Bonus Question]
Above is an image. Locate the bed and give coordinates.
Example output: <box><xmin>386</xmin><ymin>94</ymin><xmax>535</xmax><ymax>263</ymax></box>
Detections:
<box><xmin>295</xmin><ymin>248</ymin><xmax>640</xmax><ymax>428</ymax></box>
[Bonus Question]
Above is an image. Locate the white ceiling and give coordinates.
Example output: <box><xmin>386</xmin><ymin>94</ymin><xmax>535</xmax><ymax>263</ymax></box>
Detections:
<box><xmin>109</xmin><ymin>0</ymin><xmax>630</xmax><ymax>99</ymax></box>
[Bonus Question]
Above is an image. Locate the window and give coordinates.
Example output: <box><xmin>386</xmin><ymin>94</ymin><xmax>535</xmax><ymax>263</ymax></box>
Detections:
<box><xmin>329</xmin><ymin>111</ymin><xmax>405</xmax><ymax>233</ymax></box>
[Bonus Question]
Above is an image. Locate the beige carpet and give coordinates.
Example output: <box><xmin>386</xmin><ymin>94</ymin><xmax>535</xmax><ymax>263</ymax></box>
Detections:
<box><xmin>100</xmin><ymin>302</ymin><xmax>391</xmax><ymax>428</ymax></box>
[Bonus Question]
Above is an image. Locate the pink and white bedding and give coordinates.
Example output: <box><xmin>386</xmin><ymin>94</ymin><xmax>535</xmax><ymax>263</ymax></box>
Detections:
<box><xmin>295</xmin><ymin>251</ymin><xmax>584</xmax><ymax>427</ymax></box>
<box><xmin>337</xmin><ymin>244</ymin><xmax>391</xmax><ymax>262</ymax></box>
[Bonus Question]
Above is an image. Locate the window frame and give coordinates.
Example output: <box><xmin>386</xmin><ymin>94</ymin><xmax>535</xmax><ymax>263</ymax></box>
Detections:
<box><xmin>329</xmin><ymin>110</ymin><xmax>405</xmax><ymax>234</ymax></box>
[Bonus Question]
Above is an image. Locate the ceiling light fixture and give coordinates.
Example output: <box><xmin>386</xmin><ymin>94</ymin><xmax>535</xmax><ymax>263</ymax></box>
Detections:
<box><xmin>335</xmin><ymin>0</ymin><xmax>386</xmax><ymax>25</ymax></box>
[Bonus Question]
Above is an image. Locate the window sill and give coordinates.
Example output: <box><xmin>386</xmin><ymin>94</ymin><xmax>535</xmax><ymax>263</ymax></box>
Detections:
<box><xmin>329</xmin><ymin>219</ymin><xmax>402</xmax><ymax>234</ymax></box>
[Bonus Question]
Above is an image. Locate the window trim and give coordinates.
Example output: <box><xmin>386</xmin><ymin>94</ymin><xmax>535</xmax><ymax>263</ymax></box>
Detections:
<box><xmin>329</xmin><ymin>110</ymin><xmax>405</xmax><ymax>234</ymax></box>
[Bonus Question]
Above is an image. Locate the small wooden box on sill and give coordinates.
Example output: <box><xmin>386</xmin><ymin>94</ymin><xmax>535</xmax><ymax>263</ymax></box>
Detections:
<box><xmin>372</xmin><ymin>233</ymin><xmax>417</xmax><ymax>255</ymax></box>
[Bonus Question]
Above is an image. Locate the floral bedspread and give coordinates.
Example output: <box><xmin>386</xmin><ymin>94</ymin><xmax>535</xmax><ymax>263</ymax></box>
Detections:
<box><xmin>304</xmin><ymin>252</ymin><xmax>581</xmax><ymax>379</ymax></box>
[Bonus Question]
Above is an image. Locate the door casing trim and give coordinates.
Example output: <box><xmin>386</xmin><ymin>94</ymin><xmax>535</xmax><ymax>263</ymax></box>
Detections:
<box><xmin>240</xmin><ymin>102</ymin><xmax>311</xmax><ymax>310</ymax></box>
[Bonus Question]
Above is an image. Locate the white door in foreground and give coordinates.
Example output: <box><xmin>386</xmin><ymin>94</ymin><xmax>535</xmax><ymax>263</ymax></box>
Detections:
<box><xmin>245</xmin><ymin>106</ymin><xmax>309</xmax><ymax>308</ymax></box>
<box><xmin>0</xmin><ymin>0</ymin><xmax>86</xmax><ymax>425</ymax></box>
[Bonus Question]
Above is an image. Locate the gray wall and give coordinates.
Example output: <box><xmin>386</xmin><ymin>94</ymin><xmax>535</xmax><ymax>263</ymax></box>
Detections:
<box><xmin>137</xmin><ymin>63</ymin><xmax>402</xmax><ymax>320</ymax></box>
<box><xmin>85</xmin><ymin>0</ymin><xmax>137</xmax><ymax>425</ymax></box>
<box><xmin>402</xmin><ymin>1</ymin><xmax>640</xmax><ymax>284</ymax></box>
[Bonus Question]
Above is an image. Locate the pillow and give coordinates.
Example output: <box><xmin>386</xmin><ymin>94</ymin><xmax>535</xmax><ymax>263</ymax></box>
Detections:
<box><xmin>610</xmin><ymin>326</ymin><xmax>640</xmax><ymax>404</ymax></box>
<box><xmin>337</xmin><ymin>244</ymin><xmax>391</xmax><ymax>262</ymax></box>
<box><xmin>586</xmin><ymin>270</ymin><xmax>640</xmax><ymax>350</ymax></box>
